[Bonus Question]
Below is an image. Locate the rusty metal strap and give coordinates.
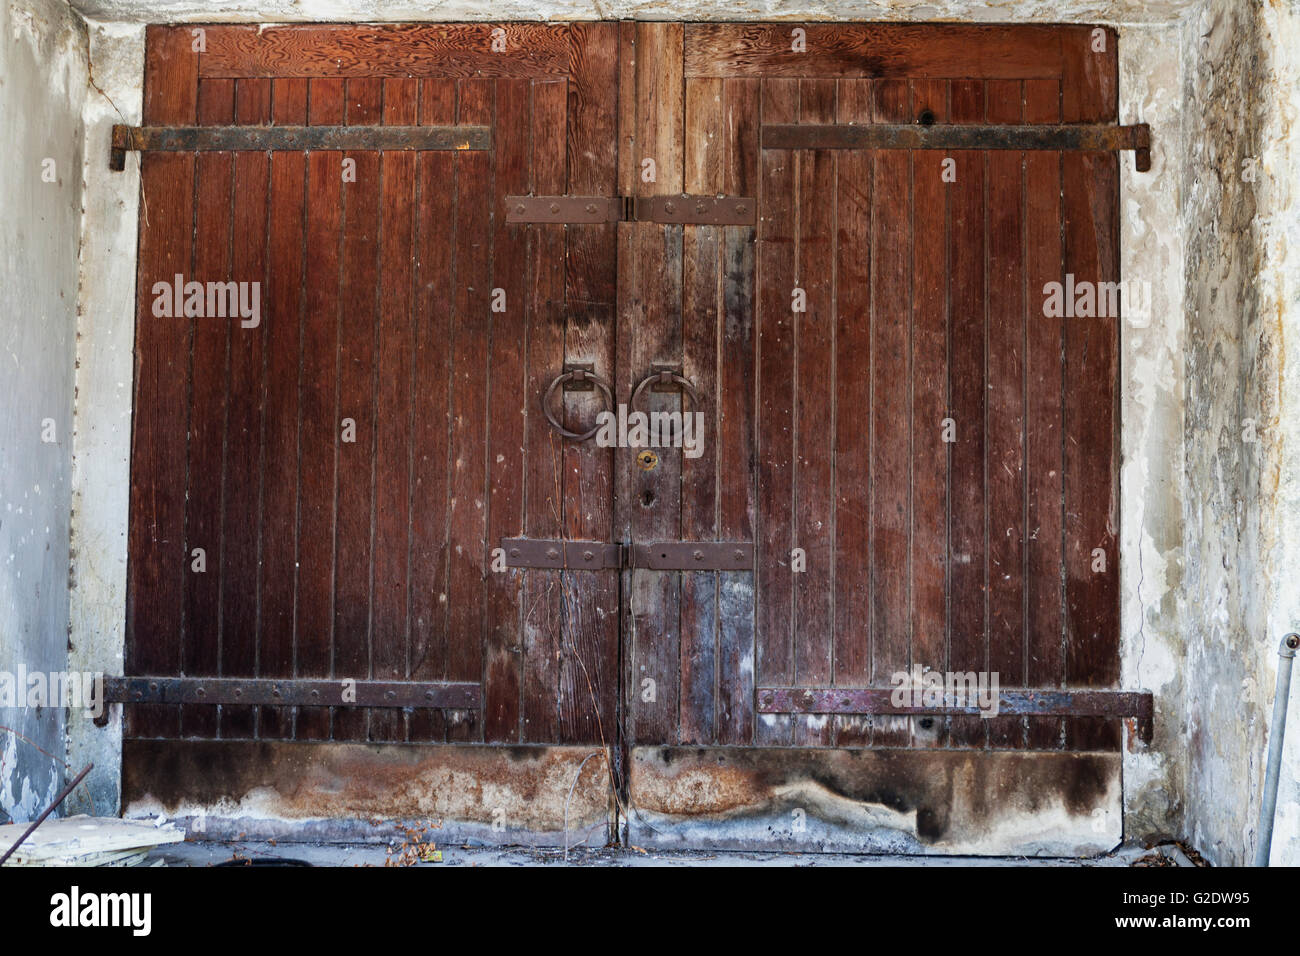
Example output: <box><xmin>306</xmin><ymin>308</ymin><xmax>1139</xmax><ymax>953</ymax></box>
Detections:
<box><xmin>505</xmin><ymin>195</ymin><xmax>757</xmax><ymax>224</ymax></box>
<box><xmin>503</xmin><ymin>538</ymin><xmax>624</xmax><ymax>569</ymax></box>
<box><xmin>630</xmin><ymin>542</ymin><xmax>753</xmax><ymax>570</ymax></box>
<box><xmin>502</xmin><ymin>538</ymin><xmax>754</xmax><ymax>570</ymax></box>
<box><xmin>758</xmin><ymin>687</ymin><xmax>1154</xmax><ymax>743</ymax></box>
<box><xmin>104</xmin><ymin>677</ymin><xmax>481</xmax><ymax>709</ymax></box>
<box><xmin>762</xmin><ymin>123</ymin><xmax>1153</xmax><ymax>172</ymax></box>
<box><xmin>109</xmin><ymin>123</ymin><xmax>491</xmax><ymax>170</ymax></box>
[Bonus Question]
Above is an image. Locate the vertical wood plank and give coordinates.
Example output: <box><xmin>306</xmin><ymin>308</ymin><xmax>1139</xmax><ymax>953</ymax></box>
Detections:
<box><xmin>867</xmin><ymin>78</ymin><xmax>912</xmax><ymax>748</ymax></box>
<box><xmin>754</xmin><ymin>77</ymin><xmax>798</xmax><ymax>747</ymax></box>
<box><xmin>1063</xmin><ymin>32</ymin><xmax>1121</xmax><ymax>751</ymax></box>
<box><xmin>947</xmin><ymin>78</ymin><xmax>988</xmax><ymax>749</ymax></box>
<box><xmin>180</xmin><ymin>75</ymin><xmax>234</xmax><ymax>740</ymax></box>
<box><xmin>620</xmin><ymin>22</ymin><xmax>685</xmax><ymax>746</ymax></box>
<box><xmin>331</xmin><ymin>78</ymin><xmax>383</xmax><ymax>742</ymax></box>
<box><xmin>521</xmin><ymin>78</ymin><xmax>567</xmax><ymax>743</ymax></box>
<box><xmin>561</xmin><ymin>23</ymin><xmax>620</xmax><ymax>746</ymax></box>
<box><xmin>407</xmin><ymin>78</ymin><xmax>457</xmax><ymax>743</ymax></box>
<box><xmin>295</xmin><ymin>76</ymin><xmax>344</xmax><ymax>741</ymax></box>
<box><xmin>985</xmin><ymin>79</ymin><xmax>1027</xmax><ymax>749</ymax></box>
<box><xmin>483</xmin><ymin>77</ymin><xmax>528</xmax><ymax>744</ymax></box>
<box><xmin>443</xmin><ymin>78</ymin><xmax>494</xmax><ymax>744</ymax></box>
<box><xmin>831</xmin><ymin>77</ymin><xmax>874</xmax><ymax>748</ymax></box>
<box><xmin>792</xmin><ymin>78</ymin><xmax>836</xmax><ymax>748</ymax></box>
<box><xmin>220</xmin><ymin>77</ymin><xmax>272</xmax><ymax>739</ymax></box>
<box><xmin>1024</xmin><ymin>78</ymin><xmax>1066</xmax><ymax>750</ymax></box>
<box><xmin>369</xmin><ymin>77</ymin><xmax>419</xmax><ymax>742</ymax></box>
<box><xmin>258</xmin><ymin>77</ymin><xmax>307</xmax><ymax>739</ymax></box>
<box><xmin>679</xmin><ymin>75</ymin><xmax>722</xmax><ymax>745</ymax></box>
<box><xmin>716</xmin><ymin>77</ymin><xmax>759</xmax><ymax>747</ymax></box>
<box><xmin>128</xmin><ymin>26</ymin><xmax>196</xmax><ymax>740</ymax></box>
<box><xmin>909</xmin><ymin>78</ymin><xmax>950</xmax><ymax>749</ymax></box>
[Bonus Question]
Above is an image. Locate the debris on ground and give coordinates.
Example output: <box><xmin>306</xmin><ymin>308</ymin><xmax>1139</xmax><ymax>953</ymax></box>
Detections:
<box><xmin>0</xmin><ymin>815</ymin><xmax>183</xmax><ymax>867</ymax></box>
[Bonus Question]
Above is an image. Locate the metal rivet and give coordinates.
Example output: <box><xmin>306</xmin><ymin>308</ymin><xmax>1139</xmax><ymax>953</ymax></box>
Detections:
<box><xmin>510</xmin><ymin>548</ymin><xmax>521</xmax><ymax>558</ymax></box>
<box><xmin>515</xmin><ymin>203</ymin><xmax>525</xmax><ymax>214</ymax></box>
<box><xmin>735</xmin><ymin>204</ymin><xmax>747</xmax><ymax>215</ymax></box>
<box><xmin>546</xmin><ymin>548</ymin><xmax>559</xmax><ymax>559</ymax></box>
<box><xmin>583</xmin><ymin>550</ymin><xmax>594</xmax><ymax>561</ymax></box>
<box><xmin>549</xmin><ymin>203</ymin><xmax>560</xmax><ymax>214</ymax></box>
<box><xmin>585</xmin><ymin>203</ymin><xmax>597</xmax><ymax>214</ymax></box>
<box><xmin>663</xmin><ymin>201</ymin><xmax>675</xmax><ymax>214</ymax></box>
<box><xmin>694</xmin><ymin>550</ymin><xmax>704</xmax><ymax>561</ymax></box>
<box><xmin>734</xmin><ymin>549</ymin><xmax>744</xmax><ymax>561</ymax></box>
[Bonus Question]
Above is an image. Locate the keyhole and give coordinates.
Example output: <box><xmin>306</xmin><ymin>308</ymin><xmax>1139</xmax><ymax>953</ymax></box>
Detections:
<box><xmin>918</xmin><ymin>108</ymin><xmax>936</xmax><ymax>126</ymax></box>
<box><xmin>641</xmin><ymin>489</ymin><xmax>656</xmax><ymax>507</ymax></box>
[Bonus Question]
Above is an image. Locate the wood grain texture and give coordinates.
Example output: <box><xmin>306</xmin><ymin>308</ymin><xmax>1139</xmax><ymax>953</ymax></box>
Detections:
<box><xmin>1063</xmin><ymin>31</ymin><xmax>1121</xmax><ymax>752</ymax></box>
<box><xmin>407</xmin><ymin>77</ymin><xmax>457</xmax><ymax>743</ymax></box>
<box><xmin>122</xmin><ymin>62</ymin><xmax>186</xmax><ymax>724</ymax></box>
<box><xmin>909</xmin><ymin>78</ymin><xmax>950</xmax><ymax>749</ymax></box>
<box><xmin>201</xmin><ymin>24</ymin><xmax>573</xmax><ymax>78</ymax></box>
<box><xmin>867</xmin><ymin>78</ymin><xmax>912</xmax><ymax>748</ymax></box>
<box><xmin>946</xmin><ymin>79</ymin><xmax>988</xmax><ymax>749</ymax></box>
<box><xmin>985</xmin><ymin>79</ymin><xmax>1027</xmax><ymax>749</ymax></box>
<box><xmin>753</xmin><ymin>77</ymin><xmax>798</xmax><ymax>747</ymax></box>
<box><xmin>257</xmin><ymin>77</ymin><xmax>307</xmax><ymax>739</ymax></box>
<box><xmin>1024</xmin><ymin>77</ymin><xmax>1066</xmax><ymax>750</ymax></box>
<box><xmin>180</xmin><ymin>75</ymin><xmax>234</xmax><ymax>741</ymax></box>
<box><xmin>685</xmin><ymin>24</ymin><xmax>1077</xmax><ymax>79</ymax></box>
<box><xmin>482</xmin><ymin>77</ymin><xmax>528</xmax><ymax>744</ymax></box>
<box><xmin>560</xmin><ymin>23</ymin><xmax>620</xmax><ymax>746</ymax></box>
<box><xmin>716</xmin><ymin>77</ymin><xmax>760</xmax><ymax>747</ymax></box>
<box><xmin>219</xmin><ymin>77</ymin><xmax>272</xmax><ymax>739</ymax></box>
<box><xmin>369</xmin><ymin>76</ymin><xmax>419</xmax><ymax>743</ymax></box>
<box><xmin>294</xmin><ymin>77</ymin><xmax>344</xmax><ymax>741</ymax></box>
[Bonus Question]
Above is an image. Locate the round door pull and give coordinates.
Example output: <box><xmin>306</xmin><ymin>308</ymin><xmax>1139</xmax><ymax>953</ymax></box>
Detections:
<box><xmin>542</xmin><ymin>368</ymin><xmax>614</xmax><ymax>441</ymax></box>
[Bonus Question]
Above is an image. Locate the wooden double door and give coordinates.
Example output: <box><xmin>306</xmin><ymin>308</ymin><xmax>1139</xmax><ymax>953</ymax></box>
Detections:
<box><xmin>126</xmin><ymin>22</ymin><xmax>1123</xmax><ymax>773</ymax></box>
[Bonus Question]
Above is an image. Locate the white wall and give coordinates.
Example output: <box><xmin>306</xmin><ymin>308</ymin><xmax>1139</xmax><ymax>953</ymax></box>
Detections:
<box><xmin>0</xmin><ymin>0</ymin><xmax>88</xmax><ymax>822</ymax></box>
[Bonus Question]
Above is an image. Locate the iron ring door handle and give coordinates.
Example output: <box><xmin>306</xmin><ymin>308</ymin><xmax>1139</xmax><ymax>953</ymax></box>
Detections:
<box><xmin>629</xmin><ymin>369</ymin><xmax>701</xmax><ymax>411</ymax></box>
<box><xmin>542</xmin><ymin>368</ymin><xmax>615</xmax><ymax>441</ymax></box>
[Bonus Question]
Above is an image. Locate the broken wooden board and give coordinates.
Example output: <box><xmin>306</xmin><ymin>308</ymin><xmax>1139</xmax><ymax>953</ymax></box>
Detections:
<box><xmin>0</xmin><ymin>815</ymin><xmax>183</xmax><ymax>867</ymax></box>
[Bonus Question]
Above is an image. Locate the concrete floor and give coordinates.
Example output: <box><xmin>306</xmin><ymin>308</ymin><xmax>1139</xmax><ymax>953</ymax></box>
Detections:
<box><xmin>149</xmin><ymin>839</ymin><xmax>1170</xmax><ymax>867</ymax></box>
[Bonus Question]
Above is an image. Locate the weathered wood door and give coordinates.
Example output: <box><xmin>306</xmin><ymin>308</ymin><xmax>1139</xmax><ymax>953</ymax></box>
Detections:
<box><xmin>125</xmin><ymin>23</ymin><xmax>621</xmax><ymax>749</ymax></box>
<box><xmin>124</xmin><ymin>21</ymin><xmax>1135</xmax><ymax>852</ymax></box>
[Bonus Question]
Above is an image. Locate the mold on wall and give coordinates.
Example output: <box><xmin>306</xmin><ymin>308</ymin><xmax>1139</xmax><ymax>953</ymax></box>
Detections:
<box><xmin>0</xmin><ymin>0</ymin><xmax>89</xmax><ymax>822</ymax></box>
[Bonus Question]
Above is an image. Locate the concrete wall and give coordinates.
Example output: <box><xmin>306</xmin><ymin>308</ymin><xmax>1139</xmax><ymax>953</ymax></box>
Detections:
<box><xmin>0</xmin><ymin>0</ymin><xmax>88</xmax><ymax>822</ymax></box>
<box><xmin>1177</xmin><ymin>0</ymin><xmax>1300</xmax><ymax>867</ymax></box>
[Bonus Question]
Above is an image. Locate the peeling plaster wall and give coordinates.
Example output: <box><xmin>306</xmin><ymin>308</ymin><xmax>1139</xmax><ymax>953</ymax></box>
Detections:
<box><xmin>64</xmin><ymin>19</ymin><xmax>143</xmax><ymax>818</ymax></box>
<box><xmin>1117</xmin><ymin>23</ymin><xmax>1187</xmax><ymax>844</ymax></box>
<box><xmin>1179</xmin><ymin>0</ymin><xmax>1300</xmax><ymax>867</ymax></box>
<box><xmin>0</xmin><ymin>0</ymin><xmax>88</xmax><ymax>822</ymax></box>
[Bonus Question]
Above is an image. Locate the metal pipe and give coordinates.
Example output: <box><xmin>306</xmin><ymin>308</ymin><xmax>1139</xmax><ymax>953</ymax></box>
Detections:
<box><xmin>0</xmin><ymin>763</ymin><xmax>93</xmax><ymax>866</ymax></box>
<box><xmin>1254</xmin><ymin>633</ymin><xmax>1300</xmax><ymax>866</ymax></box>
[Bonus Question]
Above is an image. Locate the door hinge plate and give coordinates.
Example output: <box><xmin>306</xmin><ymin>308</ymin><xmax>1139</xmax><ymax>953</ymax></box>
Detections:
<box><xmin>104</xmin><ymin>677</ymin><xmax>481</xmax><ymax>709</ymax></box>
<box><xmin>502</xmin><ymin>538</ymin><xmax>624</xmax><ymax>569</ymax></box>
<box><xmin>505</xmin><ymin>195</ymin><xmax>756</xmax><ymax>225</ymax></box>
<box><xmin>502</xmin><ymin>538</ymin><xmax>754</xmax><ymax>571</ymax></box>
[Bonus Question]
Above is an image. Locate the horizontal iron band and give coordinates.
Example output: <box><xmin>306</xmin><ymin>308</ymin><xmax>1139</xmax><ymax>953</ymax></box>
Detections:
<box><xmin>110</xmin><ymin>124</ymin><xmax>490</xmax><ymax>169</ymax></box>
<box><xmin>104</xmin><ymin>677</ymin><xmax>481</xmax><ymax>709</ymax></box>
<box><xmin>630</xmin><ymin>542</ymin><xmax>754</xmax><ymax>570</ymax></box>
<box><xmin>502</xmin><ymin>538</ymin><xmax>624</xmax><ymax>569</ymax></box>
<box><xmin>762</xmin><ymin>122</ymin><xmax>1151</xmax><ymax>170</ymax></box>
<box><xmin>759</xmin><ymin>687</ymin><xmax>1153</xmax><ymax>742</ymax></box>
